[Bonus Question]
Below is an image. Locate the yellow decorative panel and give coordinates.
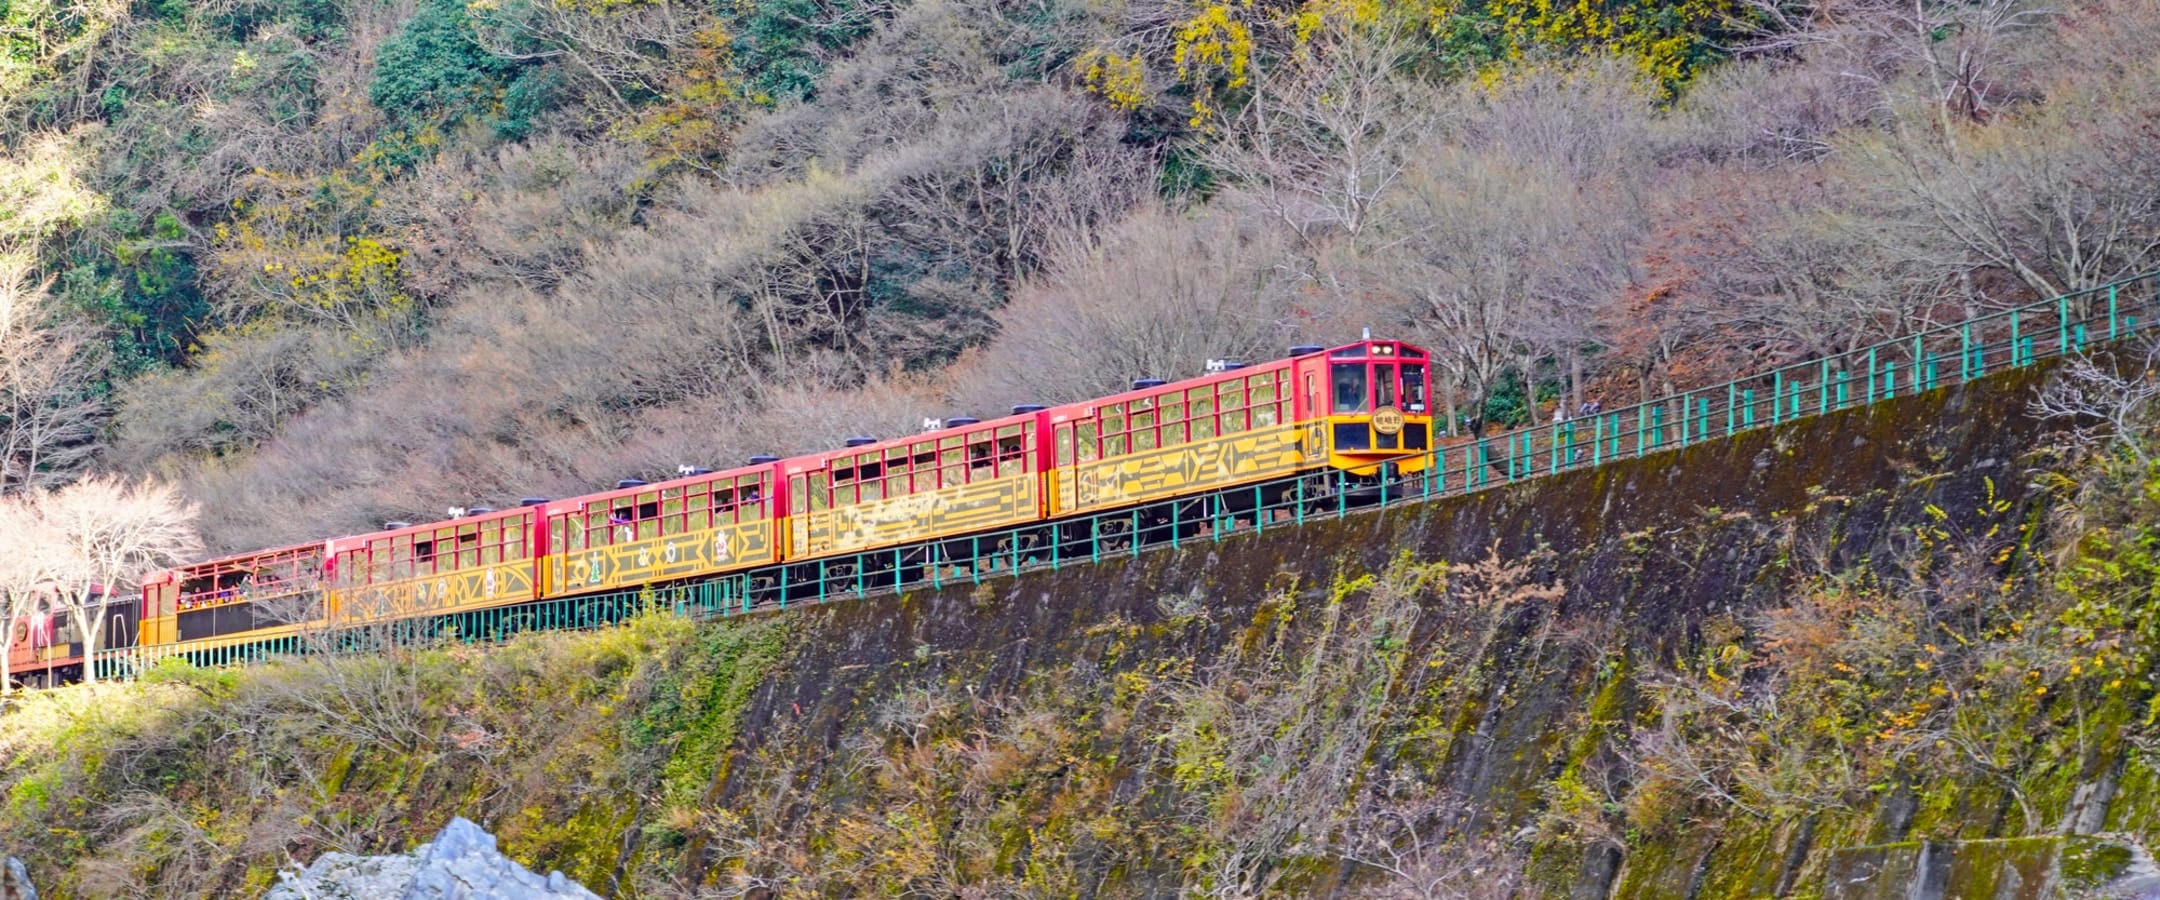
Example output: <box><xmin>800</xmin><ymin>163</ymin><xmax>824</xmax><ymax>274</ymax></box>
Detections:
<box><xmin>543</xmin><ymin>519</ymin><xmax>776</xmax><ymax>599</ymax></box>
<box><xmin>1053</xmin><ymin>421</ymin><xmax>1324</xmax><ymax>516</ymax></box>
<box><xmin>329</xmin><ymin>560</ymin><xmax>538</xmax><ymax>624</ymax></box>
<box><xmin>792</xmin><ymin>473</ymin><xmax>1039</xmax><ymax>558</ymax></box>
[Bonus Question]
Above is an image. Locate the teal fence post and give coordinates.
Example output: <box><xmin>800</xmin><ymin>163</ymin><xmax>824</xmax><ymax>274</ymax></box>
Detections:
<box><xmin>1819</xmin><ymin>360</ymin><xmax>1831</xmax><ymax>414</ymax></box>
<box><xmin>1883</xmin><ymin>362</ymin><xmax>1895</xmax><ymax>399</ymax></box>
<box><xmin>1742</xmin><ymin>389</ymin><xmax>1755</xmax><ymax>427</ymax></box>
<box><xmin>1726</xmin><ymin>384</ymin><xmax>1736</xmax><ymax>436</ymax></box>
<box><xmin>1593</xmin><ymin>415</ymin><xmax>1603</xmax><ymax>466</ymax></box>
<box><xmin>1866</xmin><ymin>348</ymin><xmax>1877</xmax><ymax>404</ymax></box>
<box><xmin>1636</xmin><ymin>405</ymin><xmax>1647</xmax><ymax>457</ymax></box>
<box><xmin>1962</xmin><ymin>323</ymin><xmax>1973</xmax><ymax>381</ymax></box>
<box><xmin>2059</xmin><ymin>294</ymin><xmax>2070</xmax><ymax>354</ymax></box>
<box><xmin>2011</xmin><ymin>309</ymin><xmax>2021</xmax><ymax>366</ymax></box>
<box><xmin>1773</xmin><ymin>370</ymin><xmax>1783</xmax><ymax>425</ymax></box>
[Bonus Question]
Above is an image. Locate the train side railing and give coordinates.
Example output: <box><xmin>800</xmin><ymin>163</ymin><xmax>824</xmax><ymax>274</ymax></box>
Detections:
<box><xmin>92</xmin><ymin>270</ymin><xmax>2160</xmax><ymax>680</ymax></box>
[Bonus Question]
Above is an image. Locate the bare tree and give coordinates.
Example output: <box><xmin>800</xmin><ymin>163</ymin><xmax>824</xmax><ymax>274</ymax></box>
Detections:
<box><xmin>0</xmin><ymin>133</ymin><xmax>107</xmax><ymax>494</ymax></box>
<box><xmin>1203</xmin><ymin>12</ymin><xmax>1436</xmax><ymax>244</ymax></box>
<box><xmin>0</xmin><ymin>493</ymin><xmax>66</xmax><ymax>692</ymax></box>
<box><xmin>36</xmin><ymin>476</ymin><xmax>203</xmax><ymax>684</ymax></box>
<box><xmin>0</xmin><ymin>251</ymin><xmax>105</xmax><ymax>495</ymax></box>
<box><xmin>951</xmin><ymin>204</ymin><xmax>1314</xmax><ymax>411</ymax></box>
<box><xmin>2033</xmin><ymin>334</ymin><xmax>2160</xmax><ymax>465</ymax></box>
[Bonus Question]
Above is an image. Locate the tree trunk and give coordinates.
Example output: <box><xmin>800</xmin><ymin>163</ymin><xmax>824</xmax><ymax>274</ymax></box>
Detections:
<box><xmin>1519</xmin><ymin>355</ymin><xmax>1541</xmax><ymax>428</ymax></box>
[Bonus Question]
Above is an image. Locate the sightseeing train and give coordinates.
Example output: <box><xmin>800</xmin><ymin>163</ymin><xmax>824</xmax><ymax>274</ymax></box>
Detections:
<box><xmin>7</xmin><ymin>340</ymin><xmax>1433</xmax><ymax>686</ymax></box>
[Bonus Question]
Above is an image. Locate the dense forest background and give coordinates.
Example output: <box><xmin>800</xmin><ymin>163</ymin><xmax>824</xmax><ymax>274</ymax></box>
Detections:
<box><xmin>1</xmin><ymin>0</ymin><xmax>2156</xmax><ymax>551</ymax></box>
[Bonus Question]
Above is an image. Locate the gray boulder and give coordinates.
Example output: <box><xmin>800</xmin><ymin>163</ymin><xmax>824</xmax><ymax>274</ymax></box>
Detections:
<box><xmin>3</xmin><ymin>858</ymin><xmax>36</xmax><ymax>900</ymax></box>
<box><xmin>267</xmin><ymin>817</ymin><xmax>600</xmax><ymax>900</ymax></box>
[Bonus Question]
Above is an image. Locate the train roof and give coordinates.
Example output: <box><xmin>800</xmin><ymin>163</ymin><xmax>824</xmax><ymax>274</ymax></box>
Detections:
<box><xmin>145</xmin><ymin>540</ymin><xmax>329</xmax><ymax>585</ymax></box>
<box><xmin>782</xmin><ymin>407</ymin><xmax>1043</xmax><ymax>474</ymax></box>
<box><xmin>540</xmin><ymin>459</ymin><xmax>777</xmax><ymax>517</ymax></box>
<box><xmin>1038</xmin><ymin>356</ymin><xmax>1291</xmax><ymax>423</ymax></box>
<box><xmin>326</xmin><ymin>505</ymin><xmax>537</xmax><ymax>553</ymax></box>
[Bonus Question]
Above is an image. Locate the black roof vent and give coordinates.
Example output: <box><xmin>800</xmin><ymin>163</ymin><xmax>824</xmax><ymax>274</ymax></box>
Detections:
<box><xmin>616</xmin><ymin>479</ymin><xmax>647</xmax><ymax>490</ymax></box>
<box><xmin>383</xmin><ymin>521</ymin><xmax>412</xmax><ymax>530</ymax></box>
<box><xmin>844</xmin><ymin>436</ymin><xmax>879</xmax><ymax>447</ymax></box>
<box><xmin>467</xmin><ymin>506</ymin><xmax>495</xmax><ymax>516</ymax></box>
<box><xmin>519</xmin><ymin>497</ymin><xmax>548</xmax><ymax>507</ymax></box>
<box><xmin>1132</xmin><ymin>378</ymin><xmax>1167</xmax><ymax>390</ymax></box>
<box><xmin>1012</xmin><ymin>404</ymin><xmax>1047</xmax><ymax>415</ymax></box>
<box><xmin>946</xmin><ymin>416</ymin><xmax>981</xmax><ymax>427</ymax></box>
<box><xmin>1289</xmin><ymin>344</ymin><xmax>1325</xmax><ymax>357</ymax></box>
<box><xmin>748</xmin><ymin>454</ymin><xmax>781</xmax><ymax>465</ymax></box>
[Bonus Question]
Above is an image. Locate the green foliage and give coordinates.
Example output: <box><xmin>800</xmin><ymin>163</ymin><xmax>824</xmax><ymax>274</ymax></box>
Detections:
<box><xmin>630</xmin><ymin>616</ymin><xmax>793</xmax><ymax>810</ymax></box>
<box><xmin>368</xmin><ymin>0</ymin><xmax>526</xmax><ymax>135</ymax></box>
<box><xmin>104</xmin><ymin>212</ymin><xmax>209</xmax><ymax>365</ymax></box>
<box><xmin>730</xmin><ymin>0</ymin><xmax>877</xmax><ymax>104</ymax></box>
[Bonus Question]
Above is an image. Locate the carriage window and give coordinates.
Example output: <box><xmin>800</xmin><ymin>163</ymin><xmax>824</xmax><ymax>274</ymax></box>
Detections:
<box><xmin>1403</xmin><ymin>364</ymin><xmax>1429</xmax><ymax>412</ymax></box>
<box><xmin>1078</xmin><ymin>422</ymin><xmax>1099</xmax><ymax>461</ymax></box>
<box><xmin>942</xmin><ymin>447</ymin><xmax>965</xmax><ymax>486</ymax></box>
<box><xmin>1331</xmin><ymin>364</ymin><xmax>1370</xmax><ymax>413</ymax></box>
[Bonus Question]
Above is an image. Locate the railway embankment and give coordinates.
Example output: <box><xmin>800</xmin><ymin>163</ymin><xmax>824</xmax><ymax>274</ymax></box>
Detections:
<box><xmin>6</xmin><ymin>359</ymin><xmax>2159</xmax><ymax>898</ymax></box>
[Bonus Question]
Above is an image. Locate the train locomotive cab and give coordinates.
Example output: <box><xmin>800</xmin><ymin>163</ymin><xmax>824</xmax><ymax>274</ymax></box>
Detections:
<box><xmin>1294</xmin><ymin>340</ymin><xmax>1434</xmax><ymax>478</ymax></box>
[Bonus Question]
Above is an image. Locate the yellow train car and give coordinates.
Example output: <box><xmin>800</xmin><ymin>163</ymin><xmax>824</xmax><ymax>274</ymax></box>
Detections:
<box><xmin>537</xmin><ymin>464</ymin><xmax>781</xmax><ymax>599</ymax></box>
<box><xmin>324</xmin><ymin>508</ymin><xmax>541</xmax><ymax>623</ymax></box>
<box><xmin>784</xmin><ymin>412</ymin><xmax>1043</xmax><ymax>559</ymax></box>
<box><xmin>1043</xmin><ymin>340</ymin><xmax>1434</xmax><ymax>517</ymax></box>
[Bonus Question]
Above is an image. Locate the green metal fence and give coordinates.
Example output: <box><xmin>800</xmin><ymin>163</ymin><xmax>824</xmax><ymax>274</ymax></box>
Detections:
<box><xmin>91</xmin><ymin>271</ymin><xmax>2160</xmax><ymax>681</ymax></box>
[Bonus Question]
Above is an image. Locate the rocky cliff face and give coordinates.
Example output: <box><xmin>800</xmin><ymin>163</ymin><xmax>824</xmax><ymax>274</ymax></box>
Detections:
<box><xmin>687</xmin><ymin>363</ymin><xmax>2095</xmax><ymax>897</ymax></box>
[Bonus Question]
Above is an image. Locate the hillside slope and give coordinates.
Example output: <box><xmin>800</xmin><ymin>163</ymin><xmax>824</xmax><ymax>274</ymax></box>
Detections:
<box><xmin>5</xmin><ymin>361</ymin><xmax>2157</xmax><ymax>898</ymax></box>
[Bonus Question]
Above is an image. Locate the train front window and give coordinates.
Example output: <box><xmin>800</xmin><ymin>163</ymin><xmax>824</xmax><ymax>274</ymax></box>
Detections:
<box><xmin>1402</xmin><ymin>364</ymin><xmax>1429</xmax><ymax>412</ymax></box>
<box><xmin>1331</xmin><ymin>364</ymin><xmax>1370</xmax><ymax>413</ymax></box>
<box><xmin>1375</xmin><ymin>364</ymin><xmax>1397</xmax><ymax>409</ymax></box>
